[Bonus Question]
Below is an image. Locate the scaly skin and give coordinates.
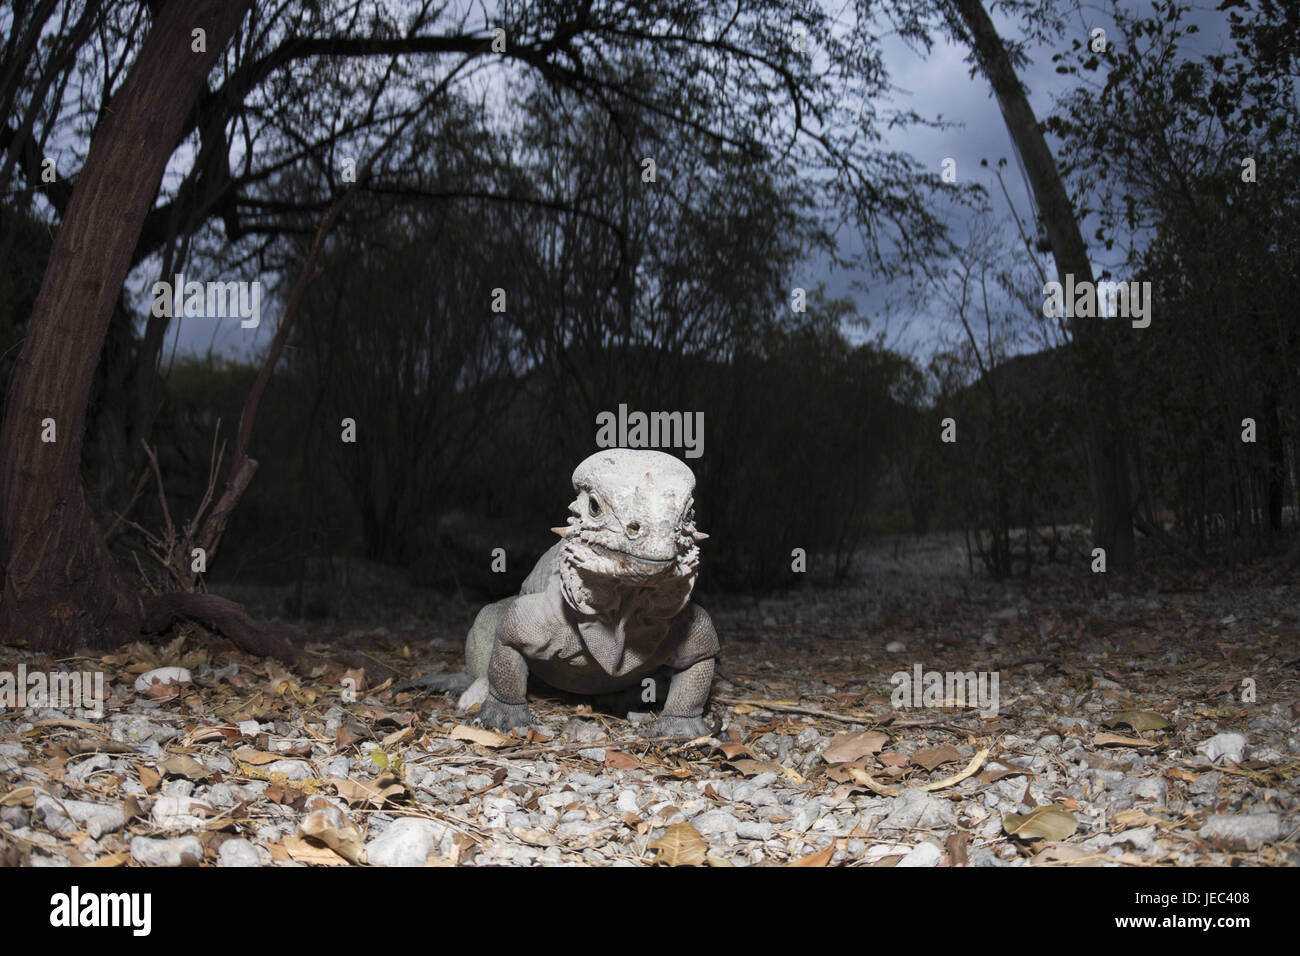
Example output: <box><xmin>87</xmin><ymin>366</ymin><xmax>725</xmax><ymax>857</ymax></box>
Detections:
<box><xmin>468</xmin><ymin>449</ymin><xmax>719</xmax><ymax>737</ymax></box>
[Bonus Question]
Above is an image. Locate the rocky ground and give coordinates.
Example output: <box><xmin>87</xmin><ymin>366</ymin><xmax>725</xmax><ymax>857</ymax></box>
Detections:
<box><xmin>1</xmin><ymin>534</ymin><xmax>1296</xmax><ymax>867</ymax></box>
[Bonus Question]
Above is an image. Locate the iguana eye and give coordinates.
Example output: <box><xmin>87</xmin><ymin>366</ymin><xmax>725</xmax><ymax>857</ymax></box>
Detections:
<box><xmin>588</xmin><ymin>496</ymin><xmax>602</xmax><ymax>517</ymax></box>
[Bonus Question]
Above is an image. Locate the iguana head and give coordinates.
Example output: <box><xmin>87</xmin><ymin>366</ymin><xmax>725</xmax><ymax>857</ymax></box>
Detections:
<box><xmin>555</xmin><ymin>449</ymin><xmax>706</xmax><ymax>590</ymax></box>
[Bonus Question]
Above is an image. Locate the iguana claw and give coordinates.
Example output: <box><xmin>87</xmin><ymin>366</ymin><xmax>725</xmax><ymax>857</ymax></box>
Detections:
<box><xmin>475</xmin><ymin>695</ymin><xmax>531</xmax><ymax>733</ymax></box>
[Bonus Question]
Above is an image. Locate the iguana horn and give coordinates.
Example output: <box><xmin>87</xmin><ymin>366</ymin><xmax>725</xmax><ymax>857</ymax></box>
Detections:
<box><xmin>692</xmin><ymin>530</ymin><xmax>709</xmax><ymax>541</ymax></box>
<box><xmin>552</xmin><ymin>526</ymin><xmax>572</xmax><ymax>537</ymax></box>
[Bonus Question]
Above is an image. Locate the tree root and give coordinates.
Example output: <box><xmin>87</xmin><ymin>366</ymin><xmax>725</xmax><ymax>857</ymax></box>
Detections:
<box><xmin>142</xmin><ymin>592</ymin><xmax>301</xmax><ymax>664</ymax></box>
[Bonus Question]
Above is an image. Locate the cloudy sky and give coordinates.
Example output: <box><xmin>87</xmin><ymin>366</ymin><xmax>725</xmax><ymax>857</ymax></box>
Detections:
<box><xmin>154</xmin><ymin>1</ymin><xmax>1234</xmax><ymax>365</ymax></box>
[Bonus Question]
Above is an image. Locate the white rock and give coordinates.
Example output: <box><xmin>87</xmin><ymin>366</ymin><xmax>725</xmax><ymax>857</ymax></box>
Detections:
<box><xmin>151</xmin><ymin>794</ymin><xmax>213</xmax><ymax>830</ymax></box>
<box><xmin>366</xmin><ymin>818</ymin><xmax>455</xmax><ymax>866</ymax></box>
<box><xmin>130</xmin><ymin>835</ymin><xmax>203</xmax><ymax>866</ymax></box>
<box><xmin>134</xmin><ymin>667</ymin><xmax>192</xmax><ymax>692</ymax></box>
<box><xmin>262</xmin><ymin>759</ymin><xmax>315</xmax><ymax>781</ymax></box>
<box><xmin>44</xmin><ymin>797</ymin><xmax>124</xmax><ymax>838</ymax></box>
<box><xmin>1196</xmin><ymin>732</ymin><xmax>1247</xmax><ymax>765</ymax></box>
<box><xmin>1200</xmin><ymin>813</ymin><xmax>1282</xmax><ymax>845</ymax></box>
<box><xmin>897</xmin><ymin>842</ymin><xmax>943</xmax><ymax>867</ymax></box>
<box><xmin>217</xmin><ymin>838</ymin><xmax>264</xmax><ymax>867</ymax></box>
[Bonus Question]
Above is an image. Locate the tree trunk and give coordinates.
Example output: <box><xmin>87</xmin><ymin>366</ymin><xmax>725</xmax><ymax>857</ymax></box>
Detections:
<box><xmin>0</xmin><ymin>0</ymin><xmax>253</xmax><ymax>652</ymax></box>
<box><xmin>949</xmin><ymin>0</ymin><xmax>1136</xmax><ymax>567</ymax></box>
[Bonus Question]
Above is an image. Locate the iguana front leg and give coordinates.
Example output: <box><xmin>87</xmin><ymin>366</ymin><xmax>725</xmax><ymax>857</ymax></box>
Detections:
<box><xmin>475</xmin><ymin>603</ymin><xmax>532</xmax><ymax>732</ymax></box>
<box><xmin>642</xmin><ymin>656</ymin><xmax>715</xmax><ymax>738</ymax></box>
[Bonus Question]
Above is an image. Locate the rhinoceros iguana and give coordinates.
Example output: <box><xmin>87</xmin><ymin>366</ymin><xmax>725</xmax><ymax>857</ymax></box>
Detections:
<box><xmin>418</xmin><ymin>449</ymin><xmax>719</xmax><ymax>738</ymax></box>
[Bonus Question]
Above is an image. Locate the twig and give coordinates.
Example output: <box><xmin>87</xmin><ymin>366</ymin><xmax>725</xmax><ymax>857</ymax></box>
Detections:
<box><xmin>715</xmin><ymin>697</ymin><xmax>874</xmax><ymax>724</ymax></box>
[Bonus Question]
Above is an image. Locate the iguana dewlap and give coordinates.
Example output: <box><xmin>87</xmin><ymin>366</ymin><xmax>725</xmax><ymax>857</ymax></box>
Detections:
<box><xmin>467</xmin><ymin>449</ymin><xmax>718</xmax><ymax>738</ymax></box>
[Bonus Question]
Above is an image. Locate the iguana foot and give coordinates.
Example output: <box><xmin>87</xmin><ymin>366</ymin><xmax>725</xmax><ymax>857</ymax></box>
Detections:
<box><xmin>475</xmin><ymin>695</ymin><xmax>531</xmax><ymax>733</ymax></box>
<box><xmin>641</xmin><ymin>714</ymin><xmax>710</xmax><ymax>739</ymax></box>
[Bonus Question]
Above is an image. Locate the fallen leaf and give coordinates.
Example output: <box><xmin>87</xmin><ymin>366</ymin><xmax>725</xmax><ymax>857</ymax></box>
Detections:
<box><xmin>450</xmin><ymin>725</ymin><xmax>510</xmax><ymax>748</ymax></box>
<box><xmin>726</xmin><ymin>757</ymin><xmax>805</xmax><ymax>784</ymax></box>
<box><xmin>0</xmin><ymin>786</ymin><xmax>39</xmax><ymax>807</ymax></box>
<box><xmin>157</xmin><ymin>754</ymin><xmax>212</xmax><ymax>781</ymax></box>
<box><xmin>719</xmin><ymin>741</ymin><xmax>755</xmax><ymax>759</ymax></box>
<box><xmin>648</xmin><ymin>822</ymin><xmax>708</xmax><ymax>866</ymax></box>
<box><xmin>283</xmin><ymin>833</ymin><xmax>349</xmax><ymax>866</ymax></box>
<box><xmin>300</xmin><ymin>803</ymin><xmax>364</xmax><ymax>864</ymax></box>
<box><xmin>946</xmin><ymin>831</ymin><xmax>969</xmax><ymax>867</ymax></box>
<box><xmin>233</xmin><ymin>747</ymin><xmax>282</xmax><ymax>766</ymax></box>
<box><xmin>381</xmin><ymin>727</ymin><xmax>415</xmax><ymax>750</ymax></box>
<box><xmin>137</xmin><ymin>765</ymin><xmax>161</xmax><ymax>793</ymax></box>
<box><xmin>911</xmin><ymin>745</ymin><xmax>961</xmax><ymax>771</ymax></box>
<box><xmin>788</xmin><ymin>846</ymin><xmax>835</xmax><ymax>867</ymax></box>
<box><xmin>605</xmin><ymin>749</ymin><xmax>640</xmax><ymax>770</ymax></box>
<box><xmin>1103</xmin><ymin>711</ymin><xmax>1171</xmax><ymax>732</ymax></box>
<box><xmin>1094</xmin><ymin>732</ymin><xmax>1158</xmax><ymax>748</ymax></box>
<box><xmin>1003</xmin><ymin>805</ymin><xmax>1079</xmax><ymax>841</ymax></box>
<box><xmin>917</xmin><ymin>747</ymin><xmax>989</xmax><ymax>791</ymax></box>
<box><xmin>510</xmin><ymin>826</ymin><xmax>559</xmax><ymax>847</ymax></box>
<box><xmin>822</xmin><ymin>731</ymin><xmax>889</xmax><ymax>764</ymax></box>
<box><xmin>845</xmin><ymin>767</ymin><xmax>900</xmax><ymax>796</ymax></box>
<box><xmin>331</xmin><ymin>775</ymin><xmax>403</xmax><ymax>808</ymax></box>
<box><xmin>1031</xmin><ymin>844</ymin><xmax>1091</xmax><ymax>864</ymax></box>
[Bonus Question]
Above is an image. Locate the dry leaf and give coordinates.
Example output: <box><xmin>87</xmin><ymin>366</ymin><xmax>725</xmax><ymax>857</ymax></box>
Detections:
<box><xmin>719</xmin><ymin>742</ymin><xmax>756</xmax><ymax>759</ymax></box>
<box><xmin>157</xmin><ymin>754</ymin><xmax>211</xmax><ymax>781</ymax></box>
<box><xmin>946</xmin><ymin>831</ymin><xmax>969</xmax><ymax>867</ymax></box>
<box><xmin>510</xmin><ymin>826</ymin><xmax>559</xmax><ymax>847</ymax></box>
<box><xmin>1094</xmin><ymin>732</ymin><xmax>1158</xmax><ymax>748</ymax></box>
<box><xmin>450</xmin><ymin>725</ymin><xmax>510</xmax><ymax>748</ymax></box>
<box><xmin>1031</xmin><ymin>844</ymin><xmax>1091</xmax><ymax>864</ymax></box>
<box><xmin>300</xmin><ymin>803</ymin><xmax>364</xmax><ymax>864</ymax></box>
<box><xmin>911</xmin><ymin>745</ymin><xmax>961</xmax><ymax>771</ymax></box>
<box><xmin>381</xmin><ymin>727</ymin><xmax>415</xmax><ymax>750</ymax></box>
<box><xmin>283</xmin><ymin>833</ymin><xmax>349</xmax><ymax>866</ymax></box>
<box><xmin>788</xmin><ymin>846</ymin><xmax>835</xmax><ymax>867</ymax></box>
<box><xmin>0</xmin><ymin>786</ymin><xmax>39</xmax><ymax>807</ymax></box>
<box><xmin>916</xmin><ymin>747</ymin><xmax>989</xmax><ymax>791</ymax></box>
<box><xmin>726</xmin><ymin>757</ymin><xmax>781</xmax><ymax>777</ymax></box>
<box><xmin>648</xmin><ymin>822</ymin><xmax>708</xmax><ymax>866</ymax></box>
<box><xmin>331</xmin><ymin>774</ymin><xmax>404</xmax><ymax>809</ymax></box>
<box><xmin>605</xmin><ymin>749</ymin><xmax>640</xmax><ymax>770</ymax></box>
<box><xmin>1003</xmin><ymin>805</ymin><xmax>1079</xmax><ymax>841</ymax></box>
<box><xmin>822</xmin><ymin>731</ymin><xmax>888</xmax><ymax>764</ymax></box>
<box><xmin>845</xmin><ymin>767</ymin><xmax>900</xmax><ymax>796</ymax></box>
<box><xmin>1103</xmin><ymin>711</ymin><xmax>1171</xmax><ymax>732</ymax></box>
<box><xmin>335</xmin><ymin>721</ymin><xmax>369</xmax><ymax>748</ymax></box>
<box><xmin>233</xmin><ymin>747</ymin><xmax>282</xmax><ymax>766</ymax></box>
